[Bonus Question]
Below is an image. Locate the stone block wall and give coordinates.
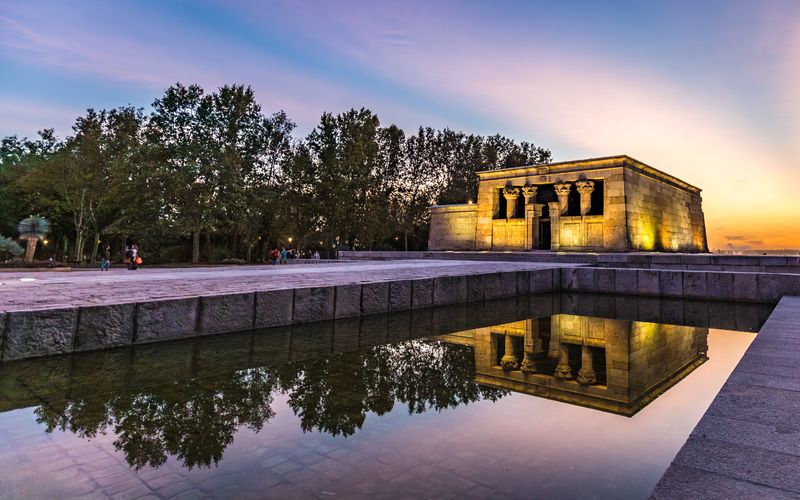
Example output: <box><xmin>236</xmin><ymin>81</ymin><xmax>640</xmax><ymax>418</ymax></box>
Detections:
<box><xmin>491</xmin><ymin>219</ymin><xmax>527</xmax><ymax>250</ymax></box>
<box><xmin>623</xmin><ymin>166</ymin><xmax>707</xmax><ymax>252</ymax></box>
<box><xmin>429</xmin><ymin>204</ymin><xmax>478</xmax><ymax>250</ymax></box>
<box><xmin>558</xmin><ymin>215</ymin><xmax>606</xmax><ymax>250</ymax></box>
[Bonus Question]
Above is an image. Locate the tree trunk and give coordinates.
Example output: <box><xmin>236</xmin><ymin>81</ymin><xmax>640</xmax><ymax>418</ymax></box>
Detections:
<box><xmin>24</xmin><ymin>237</ymin><xmax>37</xmax><ymax>262</ymax></box>
<box><xmin>404</xmin><ymin>230</ymin><xmax>408</xmax><ymax>251</ymax></box>
<box><xmin>75</xmin><ymin>233</ymin><xmax>86</xmax><ymax>264</ymax></box>
<box><xmin>192</xmin><ymin>230</ymin><xmax>200</xmax><ymax>264</ymax></box>
<box><xmin>90</xmin><ymin>231</ymin><xmax>99</xmax><ymax>263</ymax></box>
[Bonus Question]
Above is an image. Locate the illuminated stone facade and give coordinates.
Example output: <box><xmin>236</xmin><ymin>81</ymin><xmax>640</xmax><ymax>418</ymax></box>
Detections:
<box><xmin>429</xmin><ymin>155</ymin><xmax>708</xmax><ymax>252</ymax></box>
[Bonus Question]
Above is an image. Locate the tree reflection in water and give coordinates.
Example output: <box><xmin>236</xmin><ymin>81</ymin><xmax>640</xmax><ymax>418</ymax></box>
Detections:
<box><xmin>33</xmin><ymin>339</ymin><xmax>506</xmax><ymax>470</ymax></box>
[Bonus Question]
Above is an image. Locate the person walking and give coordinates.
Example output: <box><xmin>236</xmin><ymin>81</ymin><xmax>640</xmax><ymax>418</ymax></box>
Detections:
<box><xmin>270</xmin><ymin>248</ymin><xmax>279</xmax><ymax>265</ymax></box>
<box><xmin>279</xmin><ymin>247</ymin><xmax>288</xmax><ymax>264</ymax></box>
<box><xmin>99</xmin><ymin>242</ymin><xmax>111</xmax><ymax>271</ymax></box>
<box><xmin>313</xmin><ymin>250</ymin><xmax>320</xmax><ymax>260</ymax></box>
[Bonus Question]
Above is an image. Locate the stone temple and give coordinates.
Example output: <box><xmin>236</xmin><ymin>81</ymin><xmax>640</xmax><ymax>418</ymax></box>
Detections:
<box><xmin>429</xmin><ymin>155</ymin><xmax>708</xmax><ymax>252</ymax></box>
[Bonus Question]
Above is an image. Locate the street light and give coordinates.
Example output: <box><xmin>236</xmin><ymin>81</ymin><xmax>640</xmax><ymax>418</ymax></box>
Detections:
<box><xmin>288</xmin><ymin>237</ymin><xmax>293</xmax><ymax>245</ymax></box>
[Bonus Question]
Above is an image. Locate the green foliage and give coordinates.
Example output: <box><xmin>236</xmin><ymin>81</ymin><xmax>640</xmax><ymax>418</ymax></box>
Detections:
<box><xmin>0</xmin><ymin>236</ymin><xmax>23</xmax><ymax>258</ymax></box>
<box><xmin>0</xmin><ymin>83</ymin><xmax>551</xmax><ymax>261</ymax></box>
<box><xmin>17</xmin><ymin>216</ymin><xmax>50</xmax><ymax>239</ymax></box>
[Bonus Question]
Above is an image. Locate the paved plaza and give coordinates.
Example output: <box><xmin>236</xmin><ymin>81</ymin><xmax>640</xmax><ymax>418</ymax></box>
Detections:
<box><xmin>0</xmin><ymin>260</ymin><xmax>566</xmax><ymax>313</ymax></box>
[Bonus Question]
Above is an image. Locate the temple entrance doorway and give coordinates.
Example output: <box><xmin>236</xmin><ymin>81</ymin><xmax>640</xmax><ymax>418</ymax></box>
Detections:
<box><xmin>538</xmin><ymin>220</ymin><xmax>551</xmax><ymax>249</ymax></box>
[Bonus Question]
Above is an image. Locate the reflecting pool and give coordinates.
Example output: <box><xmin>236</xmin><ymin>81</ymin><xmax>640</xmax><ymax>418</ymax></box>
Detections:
<box><xmin>0</xmin><ymin>294</ymin><xmax>772</xmax><ymax>499</ymax></box>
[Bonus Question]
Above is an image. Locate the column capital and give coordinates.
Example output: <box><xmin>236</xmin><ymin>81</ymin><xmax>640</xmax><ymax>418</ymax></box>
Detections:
<box><xmin>576</xmin><ymin>180</ymin><xmax>595</xmax><ymax>194</ymax></box>
<box><xmin>554</xmin><ymin>182</ymin><xmax>571</xmax><ymax>196</ymax></box>
<box><xmin>521</xmin><ymin>185</ymin><xmax>537</xmax><ymax>203</ymax></box>
<box><xmin>502</xmin><ymin>186</ymin><xmax>521</xmax><ymax>200</ymax></box>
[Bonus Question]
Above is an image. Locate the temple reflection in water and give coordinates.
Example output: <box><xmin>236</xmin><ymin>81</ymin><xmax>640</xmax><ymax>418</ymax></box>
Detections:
<box><xmin>441</xmin><ymin>313</ymin><xmax>708</xmax><ymax>416</ymax></box>
<box><xmin>0</xmin><ymin>294</ymin><xmax>767</xmax><ymax>470</ymax></box>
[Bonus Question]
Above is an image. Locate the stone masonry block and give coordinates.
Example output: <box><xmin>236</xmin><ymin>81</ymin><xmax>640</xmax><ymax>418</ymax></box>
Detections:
<box><xmin>335</xmin><ymin>284</ymin><xmax>362</xmax><ymax>318</ymax></box>
<box><xmin>293</xmin><ymin>287</ymin><xmax>335</xmax><ymax>324</ymax></box>
<box><xmin>560</xmin><ymin>268</ymin><xmax>579</xmax><ymax>291</ymax></box>
<box><xmin>483</xmin><ymin>272</ymin><xmax>518</xmax><ymax>299</ymax></box>
<box><xmin>433</xmin><ymin>275</ymin><xmax>468</xmax><ymax>306</ymax></box>
<box><xmin>733</xmin><ymin>273</ymin><xmax>758</xmax><ymax>302</ymax></box>
<box><xmin>3</xmin><ymin>308</ymin><xmax>78</xmax><ymax>361</ymax></box>
<box><xmin>136</xmin><ymin>297</ymin><xmax>199</xmax><ymax>343</ymax></box>
<box><xmin>683</xmin><ymin>272</ymin><xmax>708</xmax><ymax>299</ymax></box>
<box><xmin>706</xmin><ymin>273</ymin><xmax>734</xmax><ymax>302</ymax></box>
<box><xmin>467</xmin><ymin>274</ymin><xmax>484</xmax><ymax>301</ymax></box>
<box><xmin>659</xmin><ymin>270</ymin><xmax>684</xmax><ymax>298</ymax></box>
<box><xmin>411</xmin><ymin>278</ymin><xmax>434</xmax><ymax>309</ymax></box>
<box><xmin>614</xmin><ymin>269</ymin><xmax>637</xmax><ymax>295</ymax></box>
<box><xmin>516</xmin><ymin>271</ymin><xmax>530</xmax><ymax>295</ymax></box>
<box><xmin>757</xmin><ymin>274</ymin><xmax>800</xmax><ymax>303</ymax></box>
<box><xmin>551</xmin><ymin>267</ymin><xmax>562</xmax><ymax>291</ymax></box>
<box><xmin>254</xmin><ymin>289</ymin><xmax>294</xmax><ymax>328</ymax></box>
<box><xmin>199</xmin><ymin>293</ymin><xmax>255</xmax><ymax>335</ymax></box>
<box><xmin>529</xmin><ymin>269</ymin><xmax>554</xmax><ymax>294</ymax></box>
<box><xmin>389</xmin><ymin>281</ymin><xmax>412</xmax><ymax>311</ymax></box>
<box><xmin>637</xmin><ymin>270</ymin><xmax>660</xmax><ymax>296</ymax></box>
<box><xmin>595</xmin><ymin>268</ymin><xmax>615</xmax><ymax>294</ymax></box>
<box><xmin>362</xmin><ymin>282</ymin><xmax>390</xmax><ymax>314</ymax></box>
<box><xmin>575</xmin><ymin>267</ymin><xmax>596</xmax><ymax>291</ymax></box>
<box><xmin>74</xmin><ymin>303</ymin><xmax>135</xmax><ymax>352</ymax></box>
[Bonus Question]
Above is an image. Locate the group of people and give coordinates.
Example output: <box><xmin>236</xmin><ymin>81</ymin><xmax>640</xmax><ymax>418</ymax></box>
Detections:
<box><xmin>96</xmin><ymin>239</ymin><xmax>325</xmax><ymax>270</ymax></box>
<box><xmin>96</xmin><ymin>238</ymin><xmax>142</xmax><ymax>271</ymax></box>
<box><xmin>268</xmin><ymin>248</ymin><xmax>321</xmax><ymax>265</ymax></box>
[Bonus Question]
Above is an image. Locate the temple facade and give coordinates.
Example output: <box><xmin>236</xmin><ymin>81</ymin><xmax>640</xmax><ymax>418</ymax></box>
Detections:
<box><xmin>429</xmin><ymin>155</ymin><xmax>708</xmax><ymax>252</ymax></box>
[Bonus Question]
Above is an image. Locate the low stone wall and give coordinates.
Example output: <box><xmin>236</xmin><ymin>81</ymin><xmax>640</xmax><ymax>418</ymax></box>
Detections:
<box><xmin>559</xmin><ymin>267</ymin><xmax>800</xmax><ymax>304</ymax></box>
<box><xmin>0</xmin><ymin>268</ymin><xmax>559</xmax><ymax>363</ymax></box>
<box><xmin>338</xmin><ymin>251</ymin><xmax>800</xmax><ymax>273</ymax></box>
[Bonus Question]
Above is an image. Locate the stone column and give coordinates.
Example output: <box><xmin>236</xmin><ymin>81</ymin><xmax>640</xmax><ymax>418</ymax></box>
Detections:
<box><xmin>501</xmin><ymin>334</ymin><xmax>519</xmax><ymax>371</ymax></box>
<box><xmin>548</xmin><ymin>201</ymin><xmax>561</xmax><ymax>251</ymax></box>
<box><xmin>502</xmin><ymin>187</ymin><xmax>520</xmax><ymax>219</ymax></box>
<box><xmin>521</xmin><ymin>319</ymin><xmax>542</xmax><ymax>374</ymax></box>
<box><xmin>554</xmin><ymin>343</ymin><xmax>573</xmax><ymax>379</ymax></box>
<box><xmin>576</xmin><ymin>345</ymin><xmax>597</xmax><ymax>385</ymax></box>
<box><xmin>575</xmin><ymin>180</ymin><xmax>595</xmax><ymax>216</ymax></box>
<box><xmin>521</xmin><ymin>186</ymin><xmax>537</xmax><ymax>251</ymax></box>
<box><xmin>554</xmin><ymin>182</ymin><xmax>571</xmax><ymax>215</ymax></box>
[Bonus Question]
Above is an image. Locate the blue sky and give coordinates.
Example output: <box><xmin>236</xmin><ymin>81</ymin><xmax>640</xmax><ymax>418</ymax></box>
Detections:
<box><xmin>1</xmin><ymin>0</ymin><xmax>799</xmax><ymax>248</ymax></box>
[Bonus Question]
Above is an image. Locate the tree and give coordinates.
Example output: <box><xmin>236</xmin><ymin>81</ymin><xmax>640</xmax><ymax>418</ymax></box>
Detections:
<box><xmin>0</xmin><ymin>236</ymin><xmax>23</xmax><ymax>260</ymax></box>
<box><xmin>17</xmin><ymin>216</ymin><xmax>50</xmax><ymax>261</ymax></box>
<box><xmin>147</xmin><ymin>83</ymin><xmax>212</xmax><ymax>264</ymax></box>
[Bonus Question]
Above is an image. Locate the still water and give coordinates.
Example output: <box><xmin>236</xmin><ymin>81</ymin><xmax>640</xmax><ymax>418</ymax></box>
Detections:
<box><xmin>0</xmin><ymin>294</ymin><xmax>771</xmax><ymax>499</ymax></box>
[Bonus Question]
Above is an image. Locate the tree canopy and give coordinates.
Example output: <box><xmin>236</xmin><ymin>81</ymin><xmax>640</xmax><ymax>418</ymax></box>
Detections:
<box><xmin>1</xmin><ymin>83</ymin><xmax>551</xmax><ymax>263</ymax></box>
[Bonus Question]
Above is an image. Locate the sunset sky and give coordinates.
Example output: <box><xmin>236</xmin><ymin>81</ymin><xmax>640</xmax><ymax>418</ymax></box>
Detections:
<box><xmin>1</xmin><ymin>0</ymin><xmax>798</xmax><ymax>250</ymax></box>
